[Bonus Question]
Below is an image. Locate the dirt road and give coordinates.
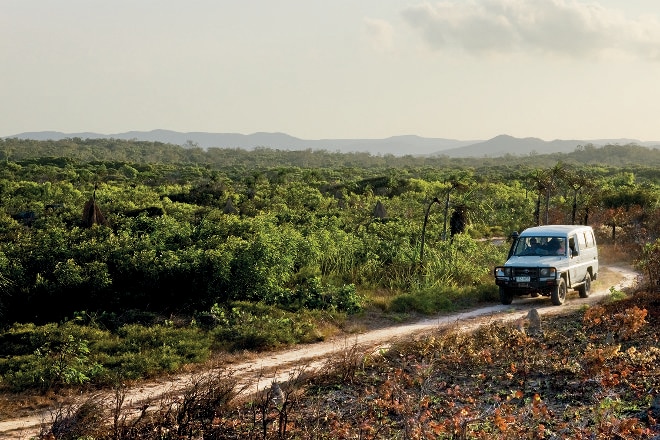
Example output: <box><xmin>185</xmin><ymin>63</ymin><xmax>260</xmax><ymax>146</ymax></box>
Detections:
<box><xmin>0</xmin><ymin>265</ymin><xmax>638</xmax><ymax>440</ymax></box>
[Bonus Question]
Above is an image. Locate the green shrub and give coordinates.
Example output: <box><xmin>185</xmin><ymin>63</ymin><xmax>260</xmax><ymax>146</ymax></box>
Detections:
<box><xmin>0</xmin><ymin>321</ymin><xmax>211</xmax><ymax>391</ymax></box>
<box><xmin>390</xmin><ymin>283</ymin><xmax>497</xmax><ymax>315</ymax></box>
<box><xmin>282</xmin><ymin>278</ymin><xmax>363</xmax><ymax>313</ymax></box>
<box><xmin>0</xmin><ymin>322</ymin><xmax>49</xmax><ymax>356</ymax></box>
<box><xmin>0</xmin><ymin>304</ymin><xmax>341</xmax><ymax>391</ymax></box>
<box><xmin>0</xmin><ymin>322</ymin><xmax>106</xmax><ymax>391</ymax></box>
<box><xmin>475</xmin><ymin>284</ymin><xmax>500</xmax><ymax>302</ymax></box>
<box><xmin>115</xmin><ymin>324</ymin><xmax>210</xmax><ymax>365</ymax></box>
<box><xmin>209</xmin><ymin>302</ymin><xmax>332</xmax><ymax>351</ymax></box>
<box><xmin>0</xmin><ymin>354</ymin><xmax>45</xmax><ymax>391</ymax></box>
<box><xmin>390</xmin><ymin>290</ymin><xmax>453</xmax><ymax>315</ymax></box>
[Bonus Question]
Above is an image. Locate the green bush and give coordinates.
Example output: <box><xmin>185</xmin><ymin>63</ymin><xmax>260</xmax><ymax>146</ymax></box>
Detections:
<box><xmin>209</xmin><ymin>301</ymin><xmax>331</xmax><ymax>351</ymax></box>
<box><xmin>390</xmin><ymin>290</ymin><xmax>454</xmax><ymax>315</ymax></box>
<box><xmin>0</xmin><ymin>304</ymin><xmax>342</xmax><ymax>391</ymax></box>
<box><xmin>272</xmin><ymin>278</ymin><xmax>363</xmax><ymax>314</ymax></box>
<box><xmin>0</xmin><ymin>321</ymin><xmax>211</xmax><ymax>391</ymax></box>
<box><xmin>0</xmin><ymin>322</ymin><xmax>105</xmax><ymax>391</ymax></box>
<box><xmin>114</xmin><ymin>324</ymin><xmax>211</xmax><ymax>366</ymax></box>
<box><xmin>390</xmin><ymin>283</ymin><xmax>497</xmax><ymax>315</ymax></box>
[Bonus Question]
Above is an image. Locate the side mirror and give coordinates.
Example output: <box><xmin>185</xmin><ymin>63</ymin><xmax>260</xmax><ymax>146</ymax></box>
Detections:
<box><xmin>571</xmin><ymin>249</ymin><xmax>579</xmax><ymax>257</ymax></box>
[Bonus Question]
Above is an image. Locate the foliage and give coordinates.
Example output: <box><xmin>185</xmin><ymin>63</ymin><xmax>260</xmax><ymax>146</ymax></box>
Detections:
<box><xmin>2</xmin><ymin>137</ymin><xmax>660</xmax><ymax>169</ymax></box>
<box><xmin>391</xmin><ymin>283</ymin><xmax>500</xmax><ymax>315</ymax></box>
<box><xmin>637</xmin><ymin>238</ymin><xmax>660</xmax><ymax>290</ymax></box>
<box><xmin>208</xmin><ymin>301</ymin><xmax>336</xmax><ymax>351</ymax></box>
<box><xmin>0</xmin><ymin>304</ymin><xmax>344</xmax><ymax>392</ymax></box>
<box><xmin>0</xmin><ymin>321</ymin><xmax>105</xmax><ymax>391</ymax></box>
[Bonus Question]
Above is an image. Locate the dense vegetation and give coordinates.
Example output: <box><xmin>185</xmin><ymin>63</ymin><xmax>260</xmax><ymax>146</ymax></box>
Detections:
<box><xmin>3</xmin><ymin>137</ymin><xmax>660</xmax><ymax>169</ymax></box>
<box><xmin>0</xmin><ymin>138</ymin><xmax>658</xmax><ymax>394</ymax></box>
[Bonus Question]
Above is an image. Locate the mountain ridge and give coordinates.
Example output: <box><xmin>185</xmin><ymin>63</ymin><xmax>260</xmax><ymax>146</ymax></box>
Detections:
<box><xmin>5</xmin><ymin>130</ymin><xmax>659</xmax><ymax>158</ymax></box>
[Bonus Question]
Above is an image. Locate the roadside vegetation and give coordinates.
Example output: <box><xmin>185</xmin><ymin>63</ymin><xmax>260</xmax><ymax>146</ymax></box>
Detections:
<box><xmin>0</xmin><ymin>138</ymin><xmax>658</xmax><ymax>437</ymax></box>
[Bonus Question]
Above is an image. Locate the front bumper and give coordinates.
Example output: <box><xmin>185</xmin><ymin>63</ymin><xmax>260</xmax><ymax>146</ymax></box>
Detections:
<box><xmin>494</xmin><ymin>266</ymin><xmax>559</xmax><ymax>292</ymax></box>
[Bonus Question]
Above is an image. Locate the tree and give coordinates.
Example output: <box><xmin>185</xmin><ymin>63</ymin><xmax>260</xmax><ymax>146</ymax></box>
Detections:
<box><xmin>559</xmin><ymin>165</ymin><xmax>590</xmax><ymax>225</ymax></box>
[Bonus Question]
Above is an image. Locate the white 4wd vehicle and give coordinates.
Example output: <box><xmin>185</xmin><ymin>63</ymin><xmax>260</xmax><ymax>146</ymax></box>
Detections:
<box><xmin>494</xmin><ymin>225</ymin><xmax>599</xmax><ymax>305</ymax></box>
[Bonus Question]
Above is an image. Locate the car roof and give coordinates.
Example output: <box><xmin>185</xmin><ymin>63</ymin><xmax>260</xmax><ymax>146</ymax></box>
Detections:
<box><xmin>519</xmin><ymin>225</ymin><xmax>592</xmax><ymax>237</ymax></box>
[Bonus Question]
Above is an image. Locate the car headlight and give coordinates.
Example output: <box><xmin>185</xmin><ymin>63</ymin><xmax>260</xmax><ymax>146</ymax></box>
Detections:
<box><xmin>540</xmin><ymin>268</ymin><xmax>556</xmax><ymax>277</ymax></box>
<box><xmin>495</xmin><ymin>267</ymin><xmax>511</xmax><ymax>277</ymax></box>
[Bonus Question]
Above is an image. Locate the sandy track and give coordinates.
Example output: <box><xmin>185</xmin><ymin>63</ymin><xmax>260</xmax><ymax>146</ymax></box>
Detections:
<box><xmin>0</xmin><ymin>265</ymin><xmax>639</xmax><ymax>439</ymax></box>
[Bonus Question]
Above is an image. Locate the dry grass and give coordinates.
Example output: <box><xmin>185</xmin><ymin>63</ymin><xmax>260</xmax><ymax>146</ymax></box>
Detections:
<box><xmin>598</xmin><ymin>243</ymin><xmax>636</xmax><ymax>267</ymax></box>
<box><xmin>0</xmin><ymin>389</ymin><xmax>78</xmax><ymax>423</ymax></box>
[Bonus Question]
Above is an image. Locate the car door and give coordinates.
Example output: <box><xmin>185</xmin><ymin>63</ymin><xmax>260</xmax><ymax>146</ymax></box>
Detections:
<box><xmin>568</xmin><ymin>233</ymin><xmax>584</xmax><ymax>286</ymax></box>
<box><xmin>577</xmin><ymin>232</ymin><xmax>591</xmax><ymax>282</ymax></box>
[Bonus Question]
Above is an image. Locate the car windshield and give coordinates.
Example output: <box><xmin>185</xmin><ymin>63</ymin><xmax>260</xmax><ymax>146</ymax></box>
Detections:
<box><xmin>513</xmin><ymin>236</ymin><xmax>566</xmax><ymax>256</ymax></box>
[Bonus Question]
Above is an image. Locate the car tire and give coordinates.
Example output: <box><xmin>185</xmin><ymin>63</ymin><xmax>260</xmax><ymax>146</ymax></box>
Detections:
<box><xmin>551</xmin><ymin>278</ymin><xmax>567</xmax><ymax>305</ymax></box>
<box><xmin>499</xmin><ymin>286</ymin><xmax>513</xmax><ymax>305</ymax></box>
<box><xmin>578</xmin><ymin>273</ymin><xmax>591</xmax><ymax>298</ymax></box>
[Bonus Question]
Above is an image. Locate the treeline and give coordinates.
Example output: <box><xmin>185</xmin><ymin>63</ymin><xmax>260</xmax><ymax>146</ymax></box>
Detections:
<box><xmin>2</xmin><ymin>137</ymin><xmax>660</xmax><ymax>169</ymax></box>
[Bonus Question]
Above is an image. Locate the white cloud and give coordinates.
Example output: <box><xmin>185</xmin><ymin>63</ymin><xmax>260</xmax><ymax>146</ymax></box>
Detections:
<box><xmin>402</xmin><ymin>0</ymin><xmax>660</xmax><ymax>59</ymax></box>
<box><xmin>363</xmin><ymin>17</ymin><xmax>395</xmax><ymax>52</ymax></box>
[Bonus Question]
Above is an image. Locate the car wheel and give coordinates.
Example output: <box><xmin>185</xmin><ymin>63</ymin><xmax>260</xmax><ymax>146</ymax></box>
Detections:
<box><xmin>578</xmin><ymin>273</ymin><xmax>591</xmax><ymax>298</ymax></box>
<box><xmin>499</xmin><ymin>286</ymin><xmax>513</xmax><ymax>305</ymax></box>
<box><xmin>551</xmin><ymin>278</ymin><xmax>567</xmax><ymax>305</ymax></box>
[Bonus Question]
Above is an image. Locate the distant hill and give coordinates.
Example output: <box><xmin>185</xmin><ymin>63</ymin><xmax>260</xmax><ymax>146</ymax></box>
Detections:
<box><xmin>438</xmin><ymin>134</ymin><xmax>660</xmax><ymax>157</ymax></box>
<box><xmin>6</xmin><ymin>130</ymin><xmax>476</xmax><ymax>156</ymax></box>
<box><xmin>5</xmin><ymin>130</ymin><xmax>659</xmax><ymax>158</ymax></box>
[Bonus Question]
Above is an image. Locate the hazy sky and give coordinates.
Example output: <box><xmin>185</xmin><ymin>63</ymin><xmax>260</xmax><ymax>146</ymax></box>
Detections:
<box><xmin>3</xmin><ymin>1</ymin><xmax>660</xmax><ymax>141</ymax></box>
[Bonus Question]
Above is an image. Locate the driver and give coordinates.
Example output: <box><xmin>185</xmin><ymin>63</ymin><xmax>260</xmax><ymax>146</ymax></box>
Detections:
<box><xmin>527</xmin><ymin>238</ymin><xmax>541</xmax><ymax>254</ymax></box>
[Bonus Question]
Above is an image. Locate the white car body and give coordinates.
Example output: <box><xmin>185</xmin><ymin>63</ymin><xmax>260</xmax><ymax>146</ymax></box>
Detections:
<box><xmin>494</xmin><ymin>225</ymin><xmax>599</xmax><ymax>305</ymax></box>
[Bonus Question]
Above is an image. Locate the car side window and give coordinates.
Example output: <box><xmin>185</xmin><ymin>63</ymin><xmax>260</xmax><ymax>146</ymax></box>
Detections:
<box><xmin>577</xmin><ymin>232</ymin><xmax>587</xmax><ymax>250</ymax></box>
<box><xmin>585</xmin><ymin>231</ymin><xmax>595</xmax><ymax>248</ymax></box>
<box><xmin>568</xmin><ymin>236</ymin><xmax>576</xmax><ymax>255</ymax></box>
